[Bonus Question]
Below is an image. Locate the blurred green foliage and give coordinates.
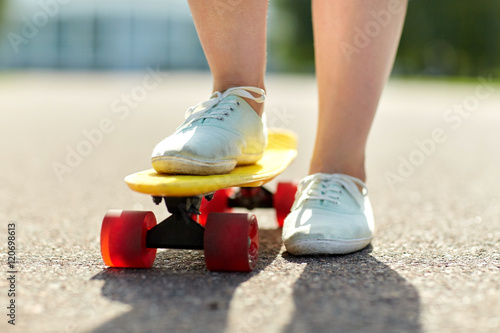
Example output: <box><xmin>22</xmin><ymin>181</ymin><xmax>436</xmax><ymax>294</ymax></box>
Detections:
<box><xmin>0</xmin><ymin>0</ymin><xmax>6</xmax><ymax>24</ymax></box>
<box><xmin>271</xmin><ymin>0</ymin><xmax>500</xmax><ymax>76</ymax></box>
<box><xmin>270</xmin><ymin>0</ymin><xmax>315</xmax><ymax>72</ymax></box>
<box><xmin>0</xmin><ymin>0</ymin><xmax>6</xmax><ymax>39</ymax></box>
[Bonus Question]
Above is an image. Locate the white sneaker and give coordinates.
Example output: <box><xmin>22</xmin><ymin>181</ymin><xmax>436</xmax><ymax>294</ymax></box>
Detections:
<box><xmin>152</xmin><ymin>87</ymin><xmax>266</xmax><ymax>175</ymax></box>
<box><xmin>282</xmin><ymin>173</ymin><xmax>374</xmax><ymax>255</ymax></box>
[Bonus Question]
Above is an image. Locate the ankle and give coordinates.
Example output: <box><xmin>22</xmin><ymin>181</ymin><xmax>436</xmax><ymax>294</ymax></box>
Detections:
<box><xmin>309</xmin><ymin>163</ymin><xmax>366</xmax><ymax>183</ymax></box>
<box><xmin>213</xmin><ymin>82</ymin><xmax>265</xmax><ymax>117</ymax></box>
<box><xmin>244</xmin><ymin>99</ymin><xmax>264</xmax><ymax>117</ymax></box>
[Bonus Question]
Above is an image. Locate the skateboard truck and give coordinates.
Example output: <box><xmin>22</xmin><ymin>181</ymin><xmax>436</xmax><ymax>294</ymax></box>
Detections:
<box><xmin>145</xmin><ymin>186</ymin><xmax>274</xmax><ymax>250</ymax></box>
<box><xmin>146</xmin><ymin>196</ymin><xmax>204</xmax><ymax>250</ymax></box>
<box><xmin>146</xmin><ymin>186</ymin><xmax>272</xmax><ymax>250</ymax></box>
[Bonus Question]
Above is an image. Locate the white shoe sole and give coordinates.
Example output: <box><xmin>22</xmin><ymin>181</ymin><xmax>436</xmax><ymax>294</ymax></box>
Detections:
<box><xmin>152</xmin><ymin>152</ymin><xmax>262</xmax><ymax>175</ymax></box>
<box><xmin>152</xmin><ymin>156</ymin><xmax>236</xmax><ymax>175</ymax></box>
<box><xmin>284</xmin><ymin>238</ymin><xmax>372</xmax><ymax>255</ymax></box>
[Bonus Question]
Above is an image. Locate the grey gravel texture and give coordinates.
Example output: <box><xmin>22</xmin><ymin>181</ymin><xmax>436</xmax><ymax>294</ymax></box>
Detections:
<box><xmin>0</xmin><ymin>72</ymin><xmax>499</xmax><ymax>333</ymax></box>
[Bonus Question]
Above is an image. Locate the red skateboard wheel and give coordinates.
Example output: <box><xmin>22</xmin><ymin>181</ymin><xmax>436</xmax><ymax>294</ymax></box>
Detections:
<box><xmin>274</xmin><ymin>182</ymin><xmax>297</xmax><ymax>227</ymax></box>
<box><xmin>204</xmin><ymin>213</ymin><xmax>259</xmax><ymax>272</ymax></box>
<box><xmin>100</xmin><ymin>210</ymin><xmax>157</xmax><ymax>268</ymax></box>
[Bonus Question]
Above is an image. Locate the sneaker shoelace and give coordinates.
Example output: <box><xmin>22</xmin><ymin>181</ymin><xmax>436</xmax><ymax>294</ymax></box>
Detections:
<box><xmin>293</xmin><ymin>173</ymin><xmax>368</xmax><ymax>209</ymax></box>
<box><xmin>179</xmin><ymin>86</ymin><xmax>266</xmax><ymax>129</ymax></box>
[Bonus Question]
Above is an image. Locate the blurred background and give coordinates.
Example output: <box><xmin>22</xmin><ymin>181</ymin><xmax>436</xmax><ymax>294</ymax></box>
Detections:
<box><xmin>272</xmin><ymin>0</ymin><xmax>500</xmax><ymax>76</ymax></box>
<box><xmin>0</xmin><ymin>0</ymin><xmax>499</xmax><ymax>77</ymax></box>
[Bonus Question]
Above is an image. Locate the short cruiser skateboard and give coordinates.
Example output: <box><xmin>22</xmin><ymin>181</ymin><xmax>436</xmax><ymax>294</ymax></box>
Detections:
<box><xmin>100</xmin><ymin>129</ymin><xmax>298</xmax><ymax>272</ymax></box>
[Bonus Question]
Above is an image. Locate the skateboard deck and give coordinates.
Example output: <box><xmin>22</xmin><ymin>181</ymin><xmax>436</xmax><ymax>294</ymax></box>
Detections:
<box><xmin>125</xmin><ymin>129</ymin><xmax>298</xmax><ymax>197</ymax></box>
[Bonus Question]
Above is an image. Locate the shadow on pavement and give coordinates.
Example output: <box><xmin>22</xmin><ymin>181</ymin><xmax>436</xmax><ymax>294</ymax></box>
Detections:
<box><xmin>90</xmin><ymin>229</ymin><xmax>283</xmax><ymax>333</ymax></box>
<box><xmin>90</xmin><ymin>232</ymin><xmax>421</xmax><ymax>333</ymax></box>
<box><xmin>282</xmin><ymin>246</ymin><xmax>421</xmax><ymax>333</ymax></box>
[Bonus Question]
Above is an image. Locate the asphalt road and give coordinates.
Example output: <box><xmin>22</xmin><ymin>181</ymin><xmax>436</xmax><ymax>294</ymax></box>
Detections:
<box><xmin>0</xmin><ymin>72</ymin><xmax>499</xmax><ymax>333</ymax></box>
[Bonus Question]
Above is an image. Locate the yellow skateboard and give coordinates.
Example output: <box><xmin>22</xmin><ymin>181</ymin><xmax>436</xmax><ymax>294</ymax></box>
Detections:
<box><xmin>100</xmin><ymin>129</ymin><xmax>298</xmax><ymax>272</ymax></box>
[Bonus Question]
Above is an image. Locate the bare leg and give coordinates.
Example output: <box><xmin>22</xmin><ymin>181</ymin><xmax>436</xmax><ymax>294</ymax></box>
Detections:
<box><xmin>187</xmin><ymin>0</ymin><xmax>268</xmax><ymax>116</ymax></box>
<box><xmin>310</xmin><ymin>0</ymin><xmax>407</xmax><ymax>181</ymax></box>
